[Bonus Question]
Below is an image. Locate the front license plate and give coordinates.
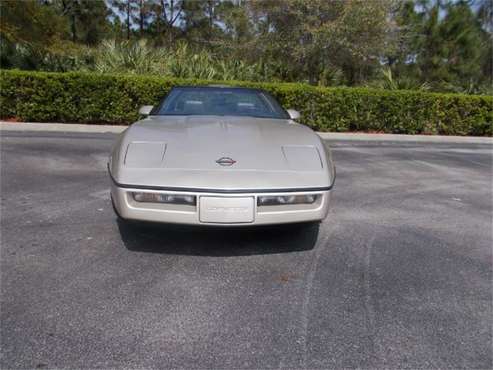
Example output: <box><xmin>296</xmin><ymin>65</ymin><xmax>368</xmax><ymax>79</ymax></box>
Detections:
<box><xmin>199</xmin><ymin>197</ymin><xmax>254</xmax><ymax>224</ymax></box>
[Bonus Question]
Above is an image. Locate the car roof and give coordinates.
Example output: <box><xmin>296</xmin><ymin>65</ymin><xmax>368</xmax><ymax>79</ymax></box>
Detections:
<box><xmin>171</xmin><ymin>85</ymin><xmax>265</xmax><ymax>92</ymax></box>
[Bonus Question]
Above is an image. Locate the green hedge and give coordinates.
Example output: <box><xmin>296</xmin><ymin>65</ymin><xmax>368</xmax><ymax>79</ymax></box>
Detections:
<box><xmin>1</xmin><ymin>69</ymin><xmax>492</xmax><ymax>135</ymax></box>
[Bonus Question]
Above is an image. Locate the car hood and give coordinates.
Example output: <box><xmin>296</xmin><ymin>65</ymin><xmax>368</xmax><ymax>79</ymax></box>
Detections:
<box><xmin>110</xmin><ymin>115</ymin><xmax>333</xmax><ymax>191</ymax></box>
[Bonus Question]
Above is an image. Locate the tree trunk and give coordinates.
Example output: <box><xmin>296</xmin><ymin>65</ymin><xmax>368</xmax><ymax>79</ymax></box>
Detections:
<box><xmin>168</xmin><ymin>0</ymin><xmax>174</xmax><ymax>45</ymax></box>
<box><xmin>71</xmin><ymin>14</ymin><xmax>77</xmax><ymax>42</ymax></box>
<box><xmin>127</xmin><ymin>0</ymin><xmax>131</xmax><ymax>40</ymax></box>
<box><xmin>140</xmin><ymin>0</ymin><xmax>144</xmax><ymax>35</ymax></box>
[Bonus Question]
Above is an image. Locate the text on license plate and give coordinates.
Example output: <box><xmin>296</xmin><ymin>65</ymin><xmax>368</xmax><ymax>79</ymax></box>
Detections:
<box><xmin>199</xmin><ymin>197</ymin><xmax>254</xmax><ymax>223</ymax></box>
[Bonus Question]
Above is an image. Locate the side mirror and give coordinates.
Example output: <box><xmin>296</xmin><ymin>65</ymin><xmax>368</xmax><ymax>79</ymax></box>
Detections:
<box><xmin>286</xmin><ymin>109</ymin><xmax>300</xmax><ymax>120</ymax></box>
<box><xmin>139</xmin><ymin>105</ymin><xmax>154</xmax><ymax>116</ymax></box>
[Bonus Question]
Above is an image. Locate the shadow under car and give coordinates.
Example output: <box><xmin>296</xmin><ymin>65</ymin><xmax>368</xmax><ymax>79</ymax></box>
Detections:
<box><xmin>117</xmin><ymin>219</ymin><xmax>320</xmax><ymax>257</ymax></box>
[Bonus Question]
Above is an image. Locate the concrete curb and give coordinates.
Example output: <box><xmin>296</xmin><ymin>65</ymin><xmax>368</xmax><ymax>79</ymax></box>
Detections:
<box><xmin>0</xmin><ymin>122</ymin><xmax>126</xmax><ymax>134</ymax></box>
<box><xmin>317</xmin><ymin>132</ymin><xmax>493</xmax><ymax>144</ymax></box>
<box><xmin>1</xmin><ymin>121</ymin><xmax>492</xmax><ymax>144</ymax></box>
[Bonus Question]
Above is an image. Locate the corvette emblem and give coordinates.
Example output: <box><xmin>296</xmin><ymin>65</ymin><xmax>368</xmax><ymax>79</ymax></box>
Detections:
<box><xmin>216</xmin><ymin>157</ymin><xmax>236</xmax><ymax>166</ymax></box>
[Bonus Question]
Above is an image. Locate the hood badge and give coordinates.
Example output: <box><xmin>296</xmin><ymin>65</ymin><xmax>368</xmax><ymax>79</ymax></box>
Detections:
<box><xmin>216</xmin><ymin>157</ymin><xmax>236</xmax><ymax>166</ymax></box>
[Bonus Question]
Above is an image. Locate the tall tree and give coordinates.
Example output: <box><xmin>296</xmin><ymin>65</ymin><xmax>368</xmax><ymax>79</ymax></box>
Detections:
<box><xmin>440</xmin><ymin>1</ymin><xmax>484</xmax><ymax>86</ymax></box>
<box><xmin>0</xmin><ymin>0</ymin><xmax>68</xmax><ymax>45</ymax></box>
<box><xmin>59</xmin><ymin>0</ymin><xmax>109</xmax><ymax>45</ymax></box>
<box><xmin>150</xmin><ymin>0</ymin><xmax>185</xmax><ymax>45</ymax></box>
<box><xmin>248</xmin><ymin>0</ymin><xmax>394</xmax><ymax>84</ymax></box>
<box><xmin>181</xmin><ymin>0</ymin><xmax>222</xmax><ymax>46</ymax></box>
<box><xmin>476</xmin><ymin>0</ymin><xmax>493</xmax><ymax>32</ymax></box>
<box><xmin>132</xmin><ymin>0</ymin><xmax>153</xmax><ymax>36</ymax></box>
<box><xmin>109</xmin><ymin>0</ymin><xmax>139</xmax><ymax>40</ymax></box>
<box><xmin>392</xmin><ymin>0</ymin><xmax>489</xmax><ymax>90</ymax></box>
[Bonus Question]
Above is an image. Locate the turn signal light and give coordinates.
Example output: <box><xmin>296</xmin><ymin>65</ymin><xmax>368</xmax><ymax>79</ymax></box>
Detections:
<box><xmin>132</xmin><ymin>192</ymin><xmax>196</xmax><ymax>205</ymax></box>
<box><xmin>257</xmin><ymin>194</ymin><xmax>318</xmax><ymax>206</ymax></box>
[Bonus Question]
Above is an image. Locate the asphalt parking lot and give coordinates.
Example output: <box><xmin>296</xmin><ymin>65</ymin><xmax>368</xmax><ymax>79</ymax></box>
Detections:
<box><xmin>1</xmin><ymin>131</ymin><xmax>492</xmax><ymax>369</ymax></box>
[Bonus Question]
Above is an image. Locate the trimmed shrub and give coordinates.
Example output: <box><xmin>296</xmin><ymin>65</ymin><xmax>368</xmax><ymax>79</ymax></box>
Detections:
<box><xmin>1</xmin><ymin>69</ymin><xmax>491</xmax><ymax>135</ymax></box>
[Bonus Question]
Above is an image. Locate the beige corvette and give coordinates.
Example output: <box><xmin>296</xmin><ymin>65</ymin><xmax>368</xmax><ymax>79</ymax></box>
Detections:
<box><xmin>108</xmin><ymin>86</ymin><xmax>335</xmax><ymax>226</ymax></box>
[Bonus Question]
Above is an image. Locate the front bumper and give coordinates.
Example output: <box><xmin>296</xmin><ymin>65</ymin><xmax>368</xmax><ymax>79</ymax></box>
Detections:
<box><xmin>110</xmin><ymin>183</ymin><xmax>330</xmax><ymax>226</ymax></box>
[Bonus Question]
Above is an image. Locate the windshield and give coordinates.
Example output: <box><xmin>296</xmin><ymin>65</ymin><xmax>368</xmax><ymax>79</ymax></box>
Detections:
<box><xmin>152</xmin><ymin>87</ymin><xmax>290</xmax><ymax>119</ymax></box>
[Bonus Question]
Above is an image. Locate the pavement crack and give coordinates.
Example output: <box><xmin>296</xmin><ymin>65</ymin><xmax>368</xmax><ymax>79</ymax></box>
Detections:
<box><xmin>364</xmin><ymin>233</ymin><xmax>376</xmax><ymax>336</ymax></box>
<box><xmin>299</xmin><ymin>223</ymin><xmax>332</xmax><ymax>369</ymax></box>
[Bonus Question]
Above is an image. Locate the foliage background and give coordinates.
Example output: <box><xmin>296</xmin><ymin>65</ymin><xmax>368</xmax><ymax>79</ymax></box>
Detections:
<box><xmin>2</xmin><ymin>69</ymin><xmax>491</xmax><ymax>136</ymax></box>
<box><xmin>0</xmin><ymin>0</ymin><xmax>492</xmax><ymax>94</ymax></box>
